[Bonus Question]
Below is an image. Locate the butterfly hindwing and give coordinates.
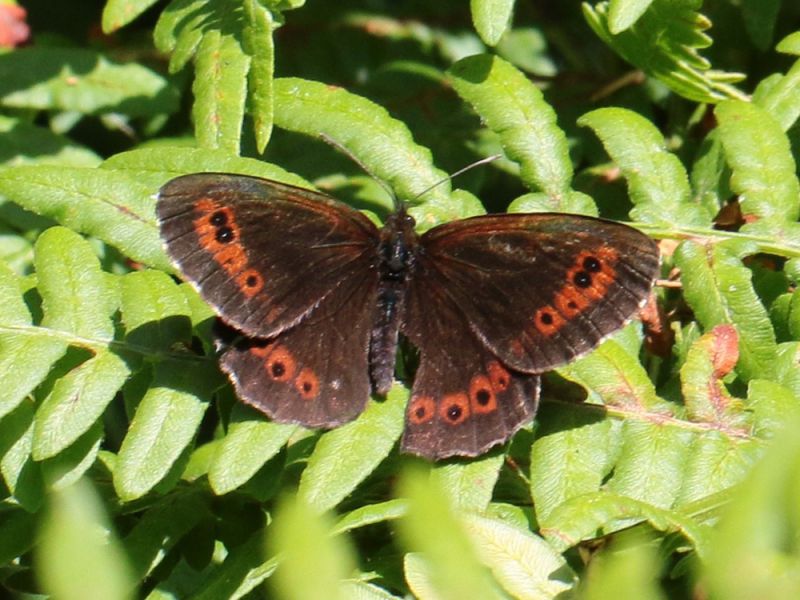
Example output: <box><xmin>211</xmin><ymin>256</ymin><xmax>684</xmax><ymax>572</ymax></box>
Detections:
<box><xmin>402</xmin><ymin>344</ymin><xmax>539</xmax><ymax>460</ymax></box>
<box><xmin>157</xmin><ymin>173</ymin><xmax>380</xmax><ymax>339</ymax></box>
<box><xmin>416</xmin><ymin>213</ymin><xmax>660</xmax><ymax>374</ymax></box>
<box><xmin>401</xmin><ymin>274</ymin><xmax>539</xmax><ymax>458</ymax></box>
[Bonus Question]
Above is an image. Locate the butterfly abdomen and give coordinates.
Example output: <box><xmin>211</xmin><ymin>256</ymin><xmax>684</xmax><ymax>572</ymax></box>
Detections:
<box><xmin>368</xmin><ymin>209</ymin><xmax>420</xmax><ymax>395</ymax></box>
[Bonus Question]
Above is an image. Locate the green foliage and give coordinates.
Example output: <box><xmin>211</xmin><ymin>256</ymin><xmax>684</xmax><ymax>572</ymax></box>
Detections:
<box><xmin>449</xmin><ymin>54</ymin><xmax>596</xmax><ymax>214</ymax></box>
<box><xmin>267</xmin><ymin>495</ymin><xmax>356</xmax><ymax>600</ymax></box>
<box><xmin>583</xmin><ymin>0</ymin><xmax>747</xmax><ymax>102</ymax></box>
<box><xmin>151</xmin><ymin>0</ymin><xmax>281</xmax><ymax>152</ymax></box>
<box><xmin>0</xmin><ymin>1</ymin><xmax>799</xmax><ymax>598</ymax></box>
<box><xmin>37</xmin><ymin>479</ymin><xmax>134</xmax><ymax>600</ymax></box>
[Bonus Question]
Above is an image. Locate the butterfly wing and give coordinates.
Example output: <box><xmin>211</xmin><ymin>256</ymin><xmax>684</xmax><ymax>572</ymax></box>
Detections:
<box><xmin>401</xmin><ymin>272</ymin><xmax>539</xmax><ymax>458</ymax></box>
<box><xmin>400</xmin><ymin>213</ymin><xmax>658</xmax><ymax>458</ymax></box>
<box><xmin>414</xmin><ymin>213</ymin><xmax>660</xmax><ymax>373</ymax></box>
<box><xmin>157</xmin><ymin>173</ymin><xmax>380</xmax><ymax>338</ymax></box>
<box><xmin>157</xmin><ymin>173</ymin><xmax>381</xmax><ymax>427</ymax></box>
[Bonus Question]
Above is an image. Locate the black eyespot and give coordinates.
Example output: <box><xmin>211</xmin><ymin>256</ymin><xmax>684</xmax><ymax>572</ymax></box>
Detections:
<box><xmin>271</xmin><ymin>362</ymin><xmax>285</xmax><ymax>377</ymax></box>
<box><xmin>583</xmin><ymin>256</ymin><xmax>601</xmax><ymax>272</ymax></box>
<box><xmin>210</xmin><ymin>211</ymin><xmax>228</xmax><ymax>226</ymax></box>
<box><xmin>415</xmin><ymin>406</ymin><xmax>426</xmax><ymax>418</ymax></box>
<box><xmin>447</xmin><ymin>405</ymin><xmax>462</xmax><ymax>421</ymax></box>
<box><xmin>303</xmin><ymin>382</ymin><xmax>312</xmax><ymax>393</ymax></box>
<box><xmin>476</xmin><ymin>389</ymin><xmax>491</xmax><ymax>405</ymax></box>
<box><xmin>246</xmin><ymin>275</ymin><xmax>259</xmax><ymax>287</ymax></box>
<box><xmin>540</xmin><ymin>312</ymin><xmax>554</xmax><ymax>325</ymax></box>
<box><xmin>567</xmin><ymin>301</ymin><xmax>577</xmax><ymax>309</ymax></box>
<box><xmin>215</xmin><ymin>227</ymin><xmax>234</xmax><ymax>243</ymax></box>
<box><xmin>573</xmin><ymin>271</ymin><xmax>592</xmax><ymax>288</ymax></box>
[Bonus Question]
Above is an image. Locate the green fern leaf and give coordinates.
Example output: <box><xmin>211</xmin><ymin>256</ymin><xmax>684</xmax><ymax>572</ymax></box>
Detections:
<box><xmin>583</xmin><ymin>0</ymin><xmax>746</xmax><ymax>103</ymax></box>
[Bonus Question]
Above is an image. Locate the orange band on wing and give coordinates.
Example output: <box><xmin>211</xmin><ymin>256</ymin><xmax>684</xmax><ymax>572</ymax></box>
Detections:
<box><xmin>192</xmin><ymin>197</ymin><xmax>265</xmax><ymax>299</ymax></box>
<box><xmin>532</xmin><ymin>248</ymin><xmax>619</xmax><ymax>337</ymax></box>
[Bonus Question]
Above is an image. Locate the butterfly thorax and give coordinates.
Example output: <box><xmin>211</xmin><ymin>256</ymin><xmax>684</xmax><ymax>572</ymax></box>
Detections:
<box><xmin>369</xmin><ymin>209</ymin><xmax>419</xmax><ymax>394</ymax></box>
<box><xmin>378</xmin><ymin>209</ymin><xmax>417</xmax><ymax>276</ymax></box>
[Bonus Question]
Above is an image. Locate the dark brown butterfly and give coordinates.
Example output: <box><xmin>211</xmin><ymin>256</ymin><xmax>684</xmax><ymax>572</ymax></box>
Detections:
<box><xmin>157</xmin><ymin>173</ymin><xmax>659</xmax><ymax>459</ymax></box>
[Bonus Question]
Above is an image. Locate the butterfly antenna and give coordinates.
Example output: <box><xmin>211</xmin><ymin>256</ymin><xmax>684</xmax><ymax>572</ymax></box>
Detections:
<box><xmin>411</xmin><ymin>154</ymin><xmax>502</xmax><ymax>202</ymax></box>
<box><xmin>320</xmin><ymin>133</ymin><xmax>501</xmax><ymax>210</ymax></box>
<box><xmin>318</xmin><ymin>133</ymin><xmax>400</xmax><ymax>208</ymax></box>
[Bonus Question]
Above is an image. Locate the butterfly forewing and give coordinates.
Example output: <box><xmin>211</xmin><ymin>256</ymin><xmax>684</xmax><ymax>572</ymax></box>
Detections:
<box><xmin>416</xmin><ymin>213</ymin><xmax>660</xmax><ymax>374</ymax></box>
<box><xmin>157</xmin><ymin>174</ymin><xmax>380</xmax><ymax>339</ymax></box>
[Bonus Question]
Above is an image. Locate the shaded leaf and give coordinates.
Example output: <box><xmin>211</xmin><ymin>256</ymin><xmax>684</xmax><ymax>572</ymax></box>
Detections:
<box><xmin>123</xmin><ymin>491</ymin><xmax>210</xmax><ymax>579</ymax></box>
<box><xmin>0</xmin><ymin>47</ymin><xmax>178</xmax><ymax>116</ymax></box>
<box><xmin>0</xmin><ymin>400</ymin><xmax>44</xmax><ymax>509</ymax></box>
<box><xmin>740</xmin><ymin>0</ymin><xmax>780</xmax><ymax>51</ymax></box>
<box><xmin>191</xmin><ymin>531</ymin><xmax>278</xmax><ymax>600</ymax></box>
<box><xmin>583</xmin><ymin>1</ymin><xmax>745</xmax><ymax>103</ymax></box>
<box><xmin>0</xmin><ymin>508</ymin><xmax>36</xmax><ymax>567</ymax></box>
<box><xmin>0</xmin><ymin>115</ymin><xmax>101</xmax><ymax>167</ymax></box>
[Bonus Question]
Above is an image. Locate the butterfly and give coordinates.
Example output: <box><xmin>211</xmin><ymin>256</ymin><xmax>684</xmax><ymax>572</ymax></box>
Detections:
<box><xmin>157</xmin><ymin>173</ymin><xmax>659</xmax><ymax>460</ymax></box>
